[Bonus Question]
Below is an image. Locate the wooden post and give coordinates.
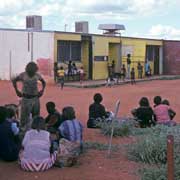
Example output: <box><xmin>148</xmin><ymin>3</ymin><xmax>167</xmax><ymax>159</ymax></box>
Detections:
<box><xmin>167</xmin><ymin>135</ymin><xmax>174</xmax><ymax>180</ymax></box>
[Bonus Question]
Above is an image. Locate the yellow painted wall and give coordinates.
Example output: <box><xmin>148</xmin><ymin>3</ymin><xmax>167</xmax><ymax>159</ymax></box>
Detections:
<box><xmin>93</xmin><ymin>62</ymin><xmax>108</xmax><ymax>80</ymax></box>
<box><xmin>121</xmin><ymin>37</ymin><xmax>162</xmax><ymax>78</ymax></box>
<box><xmin>55</xmin><ymin>33</ymin><xmax>81</xmax><ymax>41</ymax></box>
<box><xmin>92</xmin><ymin>36</ymin><xmax>109</xmax><ymax>80</ymax></box>
<box><xmin>53</xmin><ymin>32</ymin><xmax>163</xmax><ymax>80</ymax></box>
<box><xmin>93</xmin><ymin>36</ymin><xmax>109</xmax><ymax>56</ymax></box>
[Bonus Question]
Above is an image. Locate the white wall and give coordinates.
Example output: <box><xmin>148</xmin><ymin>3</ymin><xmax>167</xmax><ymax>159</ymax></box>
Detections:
<box><xmin>0</xmin><ymin>30</ymin><xmax>54</xmax><ymax>80</ymax></box>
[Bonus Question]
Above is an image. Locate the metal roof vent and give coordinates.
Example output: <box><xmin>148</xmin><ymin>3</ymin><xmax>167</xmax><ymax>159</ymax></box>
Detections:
<box><xmin>98</xmin><ymin>24</ymin><xmax>125</xmax><ymax>36</ymax></box>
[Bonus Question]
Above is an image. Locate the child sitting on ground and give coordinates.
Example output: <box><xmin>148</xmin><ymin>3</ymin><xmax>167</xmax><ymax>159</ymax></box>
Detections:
<box><xmin>19</xmin><ymin>116</ymin><xmax>57</xmax><ymax>172</ymax></box>
<box><xmin>153</xmin><ymin>96</ymin><xmax>176</xmax><ymax>126</ymax></box>
<box><xmin>0</xmin><ymin>106</ymin><xmax>20</xmax><ymax>161</ymax></box>
<box><xmin>131</xmin><ymin>97</ymin><xmax>155</xmax><ymax>128</ymax></box>
<box><xmin>57</xmin><ymin>106</ymin><xmax>83</xmax><ymax>167</ymax></box>
<box><xmin>59</xmin><ymin>106</ymin><xmax>83</xmax><ymax>144</ymax></box>
<box><xmin>45</xmin><ymin>102</ymin><xmax>63</xmax><ymax>153</ymax></box>
<box><xmin>162</xmin><ymin>99</ymin><xmax>176</xmax><ymax>120</ymax></box>
<box><xmin>6</xmin><ymin>107</ymin><xmax>20</xmax><ymax>127</ymax></box>
<box><xmin>87</xmin><ymin>93</ymin><xmax>114</xmax><ymax>128</ymax></box>
<box><xmin>45</xmin><ymin>101</ymin><xmax>63</xmax><ymax>130</ymax></box>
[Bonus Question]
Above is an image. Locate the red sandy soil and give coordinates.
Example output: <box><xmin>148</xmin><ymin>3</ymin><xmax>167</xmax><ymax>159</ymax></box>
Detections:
<box><xmin>0</xmin><ymin>80</ymin><xmax>180</xmax><ymax>180</ymax></box>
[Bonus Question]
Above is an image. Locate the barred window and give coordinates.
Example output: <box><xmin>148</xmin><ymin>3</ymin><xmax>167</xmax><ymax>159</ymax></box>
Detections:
<box><xmin>57</xmin><ymin>40</ymin><xmax>81</xmax><ymax>62</ymax></box>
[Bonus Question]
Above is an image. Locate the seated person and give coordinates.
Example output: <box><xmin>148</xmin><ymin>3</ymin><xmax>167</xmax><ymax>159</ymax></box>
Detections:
<box><xmin>59</xmin><ymin>106</ymin><xmax>83</xmax><ymax>144</ymax></box>
<box><xmin>132</xmin><ymin>97</ymin><xmax>155</xmax><ymax>128</ymax></box>
<box><xmin>5</xmin><ymin>103</ymin><xmax>19</xmax><ymax>119</ymax></box>
<box><xmin>153</xmin><ymin>96</ymin><xmax>176</xmax><ymax>126</ymax></box>
<box><xmin>45</xmin><ymin>101</ymin><xmax>63</xmax><ymax>130</ymax></box>
<box><xmin>0</xmin><ymin>106</ymin><xmax>20</xmax><ymax>161</ymax></box>
<box><xmin>87</xmin><ymin>93</ymin><xmax>113</xmax><ymax>128</ymax></box>
<box><xmin>162</xmin><ymin>99</ymin><xmax>176</xmax><ymax>120</ymax></box>
<box><xmin>57</xmin><ymin>106</ymin><xmax>83</xmax><ymax>167</ymax></box>
<box><xmin>6</xmin><ymin>107</ymin><xmax>20</xmax><ymax>127</ymax></box>
<box><xmin>19</xmin><ymin>116</ymin><xmax>57</xmax><ymax>172</ymax></box>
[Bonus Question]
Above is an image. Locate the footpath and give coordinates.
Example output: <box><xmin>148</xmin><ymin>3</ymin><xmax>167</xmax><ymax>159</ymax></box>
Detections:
<box><xmin>64</xmin><ymin>75</ymin><xmax>180</xmax><ymax>88</ymax></box>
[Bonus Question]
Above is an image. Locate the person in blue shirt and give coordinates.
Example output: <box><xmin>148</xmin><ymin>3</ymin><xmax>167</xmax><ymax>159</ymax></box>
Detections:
<box><xmin>145</xmin><ymin>60</ymin><xmax>151</xmax><ymax>77</ymax></box>
<box><xmin>0</xmin><ymin>106</ymin><xmax>20</xmax><ymax>161</ymax></box>
<box><xmin>59</xmin><ymin>106</ymin><xmax>83</xmax><ymax>143</ymax></box>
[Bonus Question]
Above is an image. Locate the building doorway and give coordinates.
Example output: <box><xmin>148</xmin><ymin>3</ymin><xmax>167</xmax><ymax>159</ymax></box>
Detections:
<box><xmin>146</xmin><ymin>45</ymin><xmax>160</xmax><ymax>75</ymax></box>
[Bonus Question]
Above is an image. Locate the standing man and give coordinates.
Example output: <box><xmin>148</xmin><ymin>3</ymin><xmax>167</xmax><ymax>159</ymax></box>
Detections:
<box><xmin>127</xmin><ymin>54</ymin><xmax>131</xmax><ymax>79</ymax></box>
<box><xmin>12</xmin><ymin>62</ymin><xmax>46</xmax><ymax>133</ymax></box>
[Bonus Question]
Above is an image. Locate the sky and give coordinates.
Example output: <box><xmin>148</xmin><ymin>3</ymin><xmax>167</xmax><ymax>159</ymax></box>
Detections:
<box><xmin>0</xmin><ymin>0</ymin><xmax>180</xmax><ymax>40</ymax></box>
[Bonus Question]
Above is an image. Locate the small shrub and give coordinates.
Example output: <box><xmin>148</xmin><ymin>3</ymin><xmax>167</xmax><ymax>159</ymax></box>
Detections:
<box><xmin>128</xmin><ymin>134</ymin><xmax>167</xmax><ymax>164</ymax></box>
<box><xmin>98</xmin><ymin>119</ymin><xmax>137</xmax><ymax>137</ymax></box>
<box><xmin>127</xmin><ymin>125</ymin><xmax>180</xmax><ymax>180</ymax></box>
<box><xmin>140</xmin><ymin>166</ymin><xmax>167</xmax><ymax>180</ymax></box>
<box><xmin>140</xmin><ymin>162</ymin><xmax>180</xmax><ymax>180</ymax></box>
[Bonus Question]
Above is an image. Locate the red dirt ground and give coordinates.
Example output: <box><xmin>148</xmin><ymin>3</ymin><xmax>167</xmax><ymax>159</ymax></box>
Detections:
<box><xmin>0</xmin><ymin>80</ymin><xmax>180</xmax><ymax>180</ymax></box>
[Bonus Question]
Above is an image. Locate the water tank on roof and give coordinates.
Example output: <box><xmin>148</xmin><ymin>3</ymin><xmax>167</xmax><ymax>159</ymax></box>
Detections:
<box><xmin>26</xmin><ymin>15</ymin><xmax>42</xmax><ymax>31</ymax></box>
<box><xmin>98</xmin><ymin>24</ymin><xmax>125</xmax><ymax>36</ymax></box>
<box><xmin>75</xmin><ymin>21</ymin><xmax>89</xmax><ymax>33</ymax></box>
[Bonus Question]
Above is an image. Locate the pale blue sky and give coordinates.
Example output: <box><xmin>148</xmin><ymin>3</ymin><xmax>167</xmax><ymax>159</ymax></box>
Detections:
<box><xmin>0</xmin><ymin>0</ymin><xmax>179</xmax><ymax>39</ymax></box>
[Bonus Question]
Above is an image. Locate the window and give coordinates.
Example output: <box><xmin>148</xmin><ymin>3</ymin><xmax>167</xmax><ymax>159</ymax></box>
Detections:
<box><xmin>146</xmin><ymin>45</ymin><xmax>159</xmax><ymax>61</ymax></box>
<box><xmin>57</xmin><ymin>40</ymin><xmax>81</xmax><ymax>62</ymax></box>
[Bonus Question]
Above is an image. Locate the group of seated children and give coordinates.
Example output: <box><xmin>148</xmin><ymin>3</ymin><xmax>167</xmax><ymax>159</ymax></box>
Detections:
<box><xmin>0</xmin><ymin>103</ymin><xmax>83</xmax><ymax>171</ymax></box>
<box><xmin>132</xmin><ymin>96</ymin><xmax>176</xmax><ymax>128</ymax></box>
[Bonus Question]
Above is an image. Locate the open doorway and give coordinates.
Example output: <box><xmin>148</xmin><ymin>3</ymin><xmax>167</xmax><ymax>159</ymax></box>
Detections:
<box><xmin>146</xmin><ymin>45</ymin><xmax>160</xmax><ymax>75</ymax></box>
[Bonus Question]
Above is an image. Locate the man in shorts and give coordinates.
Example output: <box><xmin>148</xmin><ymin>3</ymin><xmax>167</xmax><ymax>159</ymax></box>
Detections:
<box><xmin>12</xmin><ymin>62</ymin><xmax>46</xmax><ymax>133</ymax></box>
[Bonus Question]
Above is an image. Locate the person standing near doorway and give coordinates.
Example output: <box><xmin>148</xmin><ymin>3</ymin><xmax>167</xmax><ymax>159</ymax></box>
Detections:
<box><xmin>12</xmin><ymin>62</ymin><xmax>46</xmax><ymax>134</ymax></box>
<box><xmin>67</xmin><ymin>61</ymin><xmax>73</xmax><ymax>80</ymax></box>
<box><xmin>137</xmin><ymin>62</ymin><xmax>143</xmax><ymax>79</ymax></box>
<box><xmin>111</xmin><ymin>60</ymin><xmax>115</xmax><ymax>78</ymax></box>
<box><xmin>127</xmin><ymin>54</ymin><xmax>131</xmax><ymax>79</ymax></box>
<box><xmin>145</xmin><ymin>60</ymin><xmax>150</xmax><ymax>77</ymax></box>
